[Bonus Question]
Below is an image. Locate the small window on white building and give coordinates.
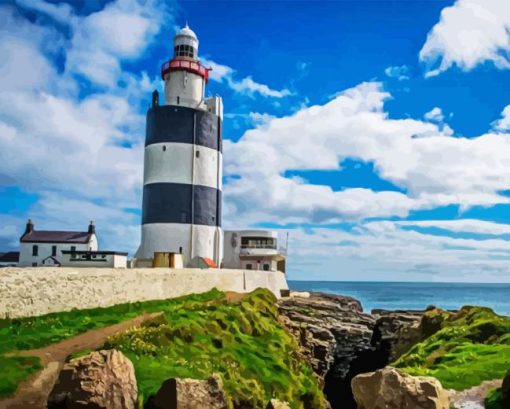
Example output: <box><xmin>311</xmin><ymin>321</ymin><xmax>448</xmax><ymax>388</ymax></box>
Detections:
<box><xmin>71</xmin><ymin>246</ymin><xmax>76</xmax><ymax>252</ymax></box>
<box><xmin>263</xmin><ymin>263</ymin><xmax>270</xmax><ymax>271</ymax></box>
<box><xmin>246</xmin><ymin>263</ymin><xmax>252</xmax><ymax>270</ymax></box>
<box><xmin>32</xmin><ymin>262</ymin><xmax>37</xmax><ymax>267</ymax></box>
<box><xmin>32</xmin><ymin>245</ymin><xmax>38</xmax><ymax>256</ymax></box>
<box><xmin>52</xmin><ymin>245</ymin><xmax>57</xmax><ymax>257</ymax></box>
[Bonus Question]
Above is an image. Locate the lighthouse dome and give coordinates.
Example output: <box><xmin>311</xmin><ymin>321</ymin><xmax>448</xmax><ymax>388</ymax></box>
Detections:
<box><xmin>173</xmin><ymin>24</ymin><xmax>199</xmax><ymax>59</ymax></box>
<box><xmin>176</xmin><ymin>24</ymin><xmax>197</xmax><ymax>40</ymax></box>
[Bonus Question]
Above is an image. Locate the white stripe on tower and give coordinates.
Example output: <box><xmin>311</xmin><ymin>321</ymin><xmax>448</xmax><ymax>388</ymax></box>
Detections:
<box><xmin>144</xmin><ymin>143</ymin><xmax>222</xmax><ymax>190</ymax></box>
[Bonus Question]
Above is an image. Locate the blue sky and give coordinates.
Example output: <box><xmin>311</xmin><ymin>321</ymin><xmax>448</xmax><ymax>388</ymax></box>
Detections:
<box><xmin>1</xmin><ymin>0</ymin><xmax>510</xmax><ymax>282</ymax></box>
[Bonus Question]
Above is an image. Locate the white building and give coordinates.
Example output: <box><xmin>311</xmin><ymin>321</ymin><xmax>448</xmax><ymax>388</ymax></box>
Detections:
<box><xmin>223</xmin><ymin>230</ymin><xmax>286</xmax><ymax>273</ymax></box>
<box><xmin>18</xmin><ymin>219</ymin><xmax>127</xmax><ymax>268</ymax></box>
<box><xmin>19</xmin><ymin>219</ymin><xmax>98</xmax><ymax>267</ymax></box>
<box><xmin>136</xmin><ymin>24</ymin><xmax>223</xmax><ymax>267</ymax></box>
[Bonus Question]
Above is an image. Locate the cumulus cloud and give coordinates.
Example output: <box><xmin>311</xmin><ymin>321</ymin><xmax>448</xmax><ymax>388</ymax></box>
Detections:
<box><xmin>384</xmin><ymin>65</ymin><xmax>410</xmax><ymax>80</ymax></box>
<box><xmin>203</xmin><ymin>58</ymin><xmax>292</xmax><ymax>98</ymax></box>
<box><xmin>492</xmin><ymin>104</ymin><xmax>510</xmax><ymax>132</ymax></box>
<box><xmin>420</xmin><ymin>0</ymin><xmax>510</xmax><ymax>77</ymax></box>
<box><xmin>424</xmin><ymin>107</ymin><xmax>445</xmax><ymax>122</ymax></box>
<box><xmin>0</xmin><ymin>2</ymin><xmax>166</xmax><ymax>251</ymax></box>
<box><xmin>224</xmin><ymin>81</ymin><xmax>510</xmax><ymax>227</ymax></box>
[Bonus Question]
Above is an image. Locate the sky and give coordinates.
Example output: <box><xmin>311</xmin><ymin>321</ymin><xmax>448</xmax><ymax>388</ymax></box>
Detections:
<box><xmin>1</xmin><ymin>0</ymin><xmax>510</xmax><ymax>282</ymax></box>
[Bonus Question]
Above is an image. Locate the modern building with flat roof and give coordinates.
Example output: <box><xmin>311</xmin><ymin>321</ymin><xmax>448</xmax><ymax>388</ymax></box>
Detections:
<box><xmin>223</xmin><ymin>230</ymin><xmax>286</xmax><ymax>273</ymax></box>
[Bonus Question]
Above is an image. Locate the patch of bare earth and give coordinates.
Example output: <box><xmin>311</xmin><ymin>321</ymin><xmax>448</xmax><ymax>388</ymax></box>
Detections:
<box><xmin>0</xmin><ymin>312</ymin><xmax>159</xmax><ymax>409</ymax></box>
<box><xmin>449</xmin><ymin>379</ymin><xmax>503</xmax><ymax>409</ymax></box>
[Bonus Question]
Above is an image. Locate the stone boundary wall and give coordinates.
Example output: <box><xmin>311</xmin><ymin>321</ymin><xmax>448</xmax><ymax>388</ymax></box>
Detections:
<box><xmin>0</xmin><ymin>267</ymin><xmax>289</xmax><ymax>318</ymax></box>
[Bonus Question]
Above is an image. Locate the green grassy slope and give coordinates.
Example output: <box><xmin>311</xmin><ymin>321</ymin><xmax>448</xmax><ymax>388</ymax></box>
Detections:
<box><xmin>393</xmin><ymin>306</ymin><xmax>510</xmax><ymax>390</ymax></box>
<box><xmin>0</xmin><ymin>290</ymin><xmax>224</xmax><ymax>398</ymax></box>
<box><xmin>105</xmin><ymin>288</ymin><xmax>325</xmax><ymax>408</ymax></box>
<box><xmin>0</xmin><ymin>289</ymin><xmax>325</xmax><ymax>408</ymax></box>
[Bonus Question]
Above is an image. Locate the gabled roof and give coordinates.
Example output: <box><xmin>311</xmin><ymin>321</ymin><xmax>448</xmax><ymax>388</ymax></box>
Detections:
<box><xmin>0</xmin><ymin>252</ymin><xmax>19</xmax><ymax>263</ymax></box>
<box><xmin>20</xmin><ymin>231</ymin><xmax>93</xmax><ymax>244</ymax></box>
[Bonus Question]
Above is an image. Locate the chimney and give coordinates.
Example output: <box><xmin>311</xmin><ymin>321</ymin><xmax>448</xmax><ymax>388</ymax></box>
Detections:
<box><xmin>152</xmin><ymin>90</ymin><xmax>159</xmax><ymax>108</ymax></box>
<box><xmin>25</xmin><ymin>219</ymin><xmax>34</xmax><ymax>235</ymax></box>
<box><xmin>88</xmin><ymin>220</ymin><xmax>96</xmax><ymax>235</ymax></box>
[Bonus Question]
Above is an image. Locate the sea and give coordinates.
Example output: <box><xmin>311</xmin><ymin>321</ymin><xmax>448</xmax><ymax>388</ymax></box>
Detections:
<box><xmin>288</xmin><ymin>281</ymin><xmax>510</xmax><ymax>316</ymax></box>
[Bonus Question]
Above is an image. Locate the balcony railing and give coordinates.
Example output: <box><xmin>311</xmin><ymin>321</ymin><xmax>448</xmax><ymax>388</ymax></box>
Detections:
<box><xmin>240</xmin><ymin>244</ymin><xmax>277</xmax><ymax>250</ymax></box>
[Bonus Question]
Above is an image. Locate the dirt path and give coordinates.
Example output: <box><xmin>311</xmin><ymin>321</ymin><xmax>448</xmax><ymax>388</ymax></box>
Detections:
<box><xmin>0</xmin><ymin>312</ymin><xmax>159</xmax><ymax>409</ymax></box>
<box><xmin>449</xmin><ymin>379</ymin><xmax>503</xmax><ymax>409</ymax></box>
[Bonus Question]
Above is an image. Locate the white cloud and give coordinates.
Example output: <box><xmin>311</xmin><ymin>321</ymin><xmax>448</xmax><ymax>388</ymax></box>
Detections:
<box><xmin>420</xmin><ymin>0</ymin><xmax>510</xmax><ymax>77</ymax></box>
<box><xmin>202</xmin><ymin>58</ymin><xmax>291</xmax><ymax>98</ymax></box>
<box><xmin>65</xmin><ymin>0</ymin><xmax>167</xmax><ymax>87</ymax></box>
<box><xmin>492</xmin><ymin>104</ymin><xmax>510</xmax><ymax>131</ymax></box>
<box><xmin>396</xmin><ymin>219</ymin><xmax>510</xmax><ymax>235</ymax></box>
<box><xmin>424</xmin><ymin>107</ymin><xmax>445</xmax><ymax>122</ymax></box>
<box><xmin>384</xmin><ymin>65</ymin><xmax>410</xmax><ymax>80</ymax></box>
<box><xmin>286</xmin><ymin>223</ymin><xmax>510</xmax><ymax>282</ymax></box>
<box><xmin>224</xmin><ymin>81</ymin><xmax>510</xmax><ymax>227</ymax></box>
<box><xmin>0</xmin><ymin>1</ymin><xmax>165</xmax><ymax>253</ymax></box>
<box><xmin>15</xmin><ymin>0</ymin><xmax>74</xmax><ymax>24</ymax></box>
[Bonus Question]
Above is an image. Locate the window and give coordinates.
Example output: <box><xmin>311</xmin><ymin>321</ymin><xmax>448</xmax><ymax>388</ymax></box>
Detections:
<box><xmin>32</xmin><ymin>245</ymin><xmax>38</xmax><ymax>256</ymax></box>
<box><xmin>32</xmin><ymin>262</ymin><xmax>37</xmax><ymax>267</ymax></box>
<box><xmin>162</xmin><ymin>145</ymin><xmax>166</xmax><ymax>152</ymax></box>
<box><xmin>52</xmin><ymin>245</ymin><xmax>57</xmax><ymax>257</ymax></box>
<box><xmin>246</xmin><ymin>263</ymin><xmax>252</xmax><ymax>270</ymax></box>
<box><xmin>195</xmin><ymin>150</ymin><xmax>200</xmax><ymax>158</ymax></box>
<box><xmin>179</xmin><ymin>246</ymin><xmax>183</xmax><ymax>254</ymax></box>
<box><xmin>263</xmin><ymin>263</ymin><xmax>270</xmax><ymax>271</ymax></box>
<box><xmin>71</xmin><ymin>246</ymin><xmax>76</xmax><ymax>252</ymax></box>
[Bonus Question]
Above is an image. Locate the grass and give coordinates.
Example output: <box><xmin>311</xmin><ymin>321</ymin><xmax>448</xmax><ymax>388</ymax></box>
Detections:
<box><xmin>393</xmin><ymin>306</ymin><xmax>510</xmax><ymax>390</ymax></box>
<box><xmin>0</xmin><ymin>355</ymin><xmax>42</xmax><ymax>396</ymax></box>
<box><xmin>0</xmin><ymin>290</ymin><xmax>224</xmax><ymax>397</ymax></box>
<box><xmin>0</xmin><ymin>289</ymin><xmax>325</xmax><ymax>407</ymax></box>
<box><xmin>105</xmin><ymin>288</ymin><xmax>325</xmax><ymax>408</ymax></box>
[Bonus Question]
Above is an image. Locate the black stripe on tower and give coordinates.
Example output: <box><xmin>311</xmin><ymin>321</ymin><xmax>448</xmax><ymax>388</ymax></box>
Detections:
<box><xmin>142</xmin><ymin>183</ymin><xmax>221</xmax><ymax>227</ymax></box>
<box><xmin>146</xmin><ymin>105</ymin><xmax>222</xmax><ymax>151</ymax></box>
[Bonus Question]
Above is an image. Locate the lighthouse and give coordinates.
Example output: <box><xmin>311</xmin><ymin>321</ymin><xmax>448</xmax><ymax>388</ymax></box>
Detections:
<box><xmin>136</xmin><ymin>25</ymin><xmax>223</xmax><ymax>267</ymax></box>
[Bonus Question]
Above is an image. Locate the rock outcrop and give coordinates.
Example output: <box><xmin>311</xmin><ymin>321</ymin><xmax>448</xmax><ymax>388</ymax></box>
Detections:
<box><xmin>146</xmin><ymin>374</ymin><xmax>228</xmax><ymax>409</ymax></box>
<box><xmin>371</xmin><ymin>309</ymin><xmax>424</xmax><ymax>360</ymax></box>
<box><xmin>47</xmin><ymin>349</ymin><xmax>137</xmax><ymax>409</ymax></box>
<box><xmin>278</xmin><ymin>292</ymin><xmax>382</xmax><ymax>408</ymax></box>
<box><xmin>351</xmin><ymin>367</ymin><xmax>450</xmax><ymax>409</ymax></box>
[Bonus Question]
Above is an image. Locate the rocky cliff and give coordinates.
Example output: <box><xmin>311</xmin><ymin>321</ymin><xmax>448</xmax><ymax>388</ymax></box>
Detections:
<box><xmin>278</xmin><ymin>292</ymin><xmax>424</xmax><ymax>408</ymax></box>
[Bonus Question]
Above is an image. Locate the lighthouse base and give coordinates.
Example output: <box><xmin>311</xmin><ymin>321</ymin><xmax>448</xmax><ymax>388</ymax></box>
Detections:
<box><xmin>135</xmin><ymin>223</ymin><xmax>222</xmax><ymax>267</ymax></box>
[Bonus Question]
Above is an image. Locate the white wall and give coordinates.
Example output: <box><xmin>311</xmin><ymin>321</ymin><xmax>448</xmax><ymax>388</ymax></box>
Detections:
<box><xmin>164</xmin><ymin>71</ymin><xmax>205</xmax><ymax>109</ymax></box>
<box><xmin>0</xmin><ymin>267</ymin><xmax>289</xmax><ymax>318</ymax></box>
<box><xmin>60</xmin><ymin>253</ymin><xmax>127</xmax><ymax>268</ymax></box>
<box><xmin>18</xmin><ymin>239</ymin><xmax>94</xmax><ymax>267</ymax></box>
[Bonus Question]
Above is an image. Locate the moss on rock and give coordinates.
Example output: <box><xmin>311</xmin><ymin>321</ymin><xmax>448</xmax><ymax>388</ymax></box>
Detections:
<box><xmin>105</xmin><ymin>288</ymin><xmax>326</xmax><ymax>408</ymax></box>
<box><xmin>393</xmin><ymin>306</ymin><xmax>510</xmax><ymax>390</ymax></box>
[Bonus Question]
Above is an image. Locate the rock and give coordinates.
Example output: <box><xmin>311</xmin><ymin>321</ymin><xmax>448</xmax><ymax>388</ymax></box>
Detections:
<box><xmin>351</xmin><ymin>367</ymin><xmax>450</xmax><ymax>409</ymax></box>
<box><xmin>146</xmin><ymin>373</ymin><xmax>228</xmax><ymax>409</ymax></box>
<box><xmin>47</xmin><ymin>349</ymin><xmax>137</xmax><ymax>409</ymax></box>
<box><xmin>371</xmin><ymin>310</ymin><xmax>424</xmax><ymax>360</ymax></box>
<box><xmin>278</xmin><ymin>292</ymin><xmax>379</xmax><ymax>408</ymax></box>
<box><xmin>265</xmin><ymin>399</ymin><xmax>290</xmax><ymax>409</ymax></box>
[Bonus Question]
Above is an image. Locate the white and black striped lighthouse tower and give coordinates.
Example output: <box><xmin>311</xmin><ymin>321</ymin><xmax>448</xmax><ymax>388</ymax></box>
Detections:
<box><xmin>136</xmin><ymin>25</ymin><xmax>223</xmax><ymax>266</ymax></box>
